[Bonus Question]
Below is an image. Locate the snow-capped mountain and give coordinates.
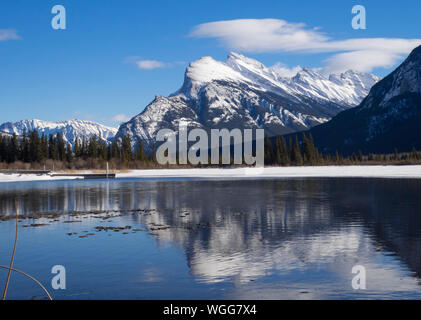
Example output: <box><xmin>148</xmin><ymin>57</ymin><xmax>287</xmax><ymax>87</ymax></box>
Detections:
<box><xmin>0</xmin><ymin>130</ymin><xmax>13</xmax><ymax>138</ymax></box>
<box><xmin>309</xmin><ymin>45</ymin><xmax>421</xmax><ymax>154</ymax></box>
<box><xmin>116</xmin><ymin>52</ymin><xmax>379</xmax><ymax>151</ymax></box>
<box><xmin>0</xmin><ymin>119</ymin><xmax>118</xmax><ymax>147</ymax></box>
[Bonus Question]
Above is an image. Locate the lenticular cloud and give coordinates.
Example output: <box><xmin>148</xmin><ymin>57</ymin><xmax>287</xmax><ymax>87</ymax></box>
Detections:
<box><xmin>190</xmin><ymin>18</ymin><xmax>421</xmax><ymax>73</ymax></box>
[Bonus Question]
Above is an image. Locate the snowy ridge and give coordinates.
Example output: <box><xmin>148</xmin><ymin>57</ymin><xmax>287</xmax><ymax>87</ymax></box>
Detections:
<box><xmin>179</xmin><ymin>52</ymin><xmax>379</xmax><ymax>105</ymax></box>
<box><xmin>309</xmin><ymin>44</ymin><xmax>421</xmax><ymax>154</ymax></box>
<box><xmin>0</xmin><ymin>130</ymin><xmax>13</xmax><ymax>138</ymax></box>
<box><xmin>117</xmin><ymin>52</ymin><xmax>379</xmax><ymax>152</ymax></box>
<box><xmin>0</xmin><ymin>119</ymin><xmax>118</xmax><ymax>147</ymax></box>
<box><xmin>361</xmin><ymin>53</ymin><xmax>421</xmax><ymax>111</ymax></box>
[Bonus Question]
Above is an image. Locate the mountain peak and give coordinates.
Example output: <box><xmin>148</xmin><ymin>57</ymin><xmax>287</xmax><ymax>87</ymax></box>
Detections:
<box><xmin>177</xmin><ymin>53</ymin><xmax>380</xmax><ymax>104</ymax></box>
<box><xmin>185</xmin><ymin>55</ymin><xmax>247</xmax><ymax>85</ymax></box>
<box><xmin>226</xmin><ymin>51</ymin><xmax>246</xmax><ymax>60</ymax></box>
<box><xmin>294</xmin><ymin>67</ymin><xmax>326</xmax><ymax>80</ymax></box>
<box><xmin>407</xmin><ymin>44</ymin><xmax>421</xmax><ymax>60</ymax></box>
<box><xmin>118</xmin><ymin>52</ymin><xmax>380</xmax><ymax>152</ymax></box>
<box><xmin>359</xmin><ymin>44</ymin><xmax>421</xmax><ymax>110</ymax></box>
<box><xmin>226</xmin><ymin>51</ymin><xmax>265</xmax><ymax>68</ymax></box>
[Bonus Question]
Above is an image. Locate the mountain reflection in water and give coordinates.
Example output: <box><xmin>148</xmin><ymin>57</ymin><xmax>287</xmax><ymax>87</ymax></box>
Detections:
<box><xmin>0</xmin><ymin>178</ymin><xmax>420</xmax><ymax>299</ymax></box>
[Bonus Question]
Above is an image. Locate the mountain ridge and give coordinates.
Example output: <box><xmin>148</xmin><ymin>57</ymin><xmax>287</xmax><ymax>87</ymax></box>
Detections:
<box><xmin>0</xmin><ymin>119</ymin><xmax>118</xmax><ymax>148</ymax></box>
<box><xmin>308</xmin><ymin>45</ymin><xmax>421</xmax><ymax>155</ymax></box>
<box><xmin>116</xmin><ymin>52</ymin><xmax>379</xmax><ymax>152</ymax></box>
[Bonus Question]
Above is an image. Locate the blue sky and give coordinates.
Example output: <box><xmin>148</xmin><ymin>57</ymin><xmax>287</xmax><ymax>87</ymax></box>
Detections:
<box><xmin>1</xmin><ymin>0</ymin><xmax>420</xmax><ymax>127</ymax></box>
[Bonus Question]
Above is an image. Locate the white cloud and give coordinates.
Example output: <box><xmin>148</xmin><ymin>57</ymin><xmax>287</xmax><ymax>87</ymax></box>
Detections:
<box><xmin>111</xmin><ymin>114</ymin><xmax>130</xmax><ymax>123</ymax></box>
<box><xmin>190</xmin><ymin>19</ymin><xmax>327</xmax><ymax>53</ymax></box>
<box><xmin>270</xmin><ymin>63</ymin><xmax>302</xmax><ymax>78</ymax></box>
<box><xmin>136</xmin><ymin>60</ymin><xmax>168</xmax><ymax>70</ymax></box>
<box><xmin>322</xmin><ymin>50</ymin><xmax>401</xmax><ymax>74</ymax></box>
<box><xmin>0</xmin><ymin>29</ymin><xmax>20</xmax><ymax>41</ymax></box>
<box><xmin>190</xmin><ymin>18</ymin><xmax>421</xmax><ymax>74</ymax></box>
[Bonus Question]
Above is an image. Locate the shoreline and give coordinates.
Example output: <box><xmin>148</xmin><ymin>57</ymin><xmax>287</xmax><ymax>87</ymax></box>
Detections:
<box><xmin>1</xmin><ymin>165</ymin><xmax>421</xmax><ymax>183</ymax></box>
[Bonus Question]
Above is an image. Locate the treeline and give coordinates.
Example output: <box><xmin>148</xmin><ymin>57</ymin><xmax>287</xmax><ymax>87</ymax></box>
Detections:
<box><xmin>264</xmin><ymin>133</ymin><xmax>321</xmax><ymax>165</ymax></box>
<box><xmin>264</xmin><ymin>132</ymin><xmax>421</xmax><ymax>166</ymax></box>
<box><xmin>1</xmin><ymin>130</ymin><xmax>421</xmax><ymax>170</ymax></box>
<box><xmin>0</xmin><ymin>131</ymin><xmax>152</xmax><ymax>170</ymax></box>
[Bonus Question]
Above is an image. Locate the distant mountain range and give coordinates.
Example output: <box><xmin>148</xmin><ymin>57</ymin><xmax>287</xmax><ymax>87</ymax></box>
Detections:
<box><xmin>0</xmin><ymin>119</ymin><xmax>117</xmax><ymax>148</ymax></box>
<box><xmin>308</xmin><ymin>45</ymin><xmax>421</xmax><ymax>155</ymax></box>
<box><xmin>115</xmin><ymin>52</ymin><xmax>379</xmax><ymax>152</ymax></box>
<box><xmin>0</xmin><ymin>130</ymin><xmax>13</xmax><ymax>138</ymax></box>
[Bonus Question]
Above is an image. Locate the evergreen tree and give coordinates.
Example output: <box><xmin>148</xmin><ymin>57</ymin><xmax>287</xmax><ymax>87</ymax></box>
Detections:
<box><xmin>335</xmin><ymin>150</ymin><xmax>341</xmax><ymax>164</ymax></box>
<box><xmin>121</xmin><ymin>136</ymin><xmax>132</xmax><ymax>162</ymax></box>
<box><xmin>74</xmin><ymin>140</ymin><xmax>81</xmax><ymax>158</ymax></box>
<box><xmin>135</xmin><ymin>140</ymin><xmax>146</xmax><ymax>162</ymax></box>
<box><xmin>49</xmin><ymin>134</ymin><xmax>58</xmax><ymax>160</ymax></box>
<box><xmin>29</xmin><ymin>130</ymin><xmax>42</xmax><ymax>162</ymax></box>
<box><xmin>65</xmin><ymin>143</ymin><xmax>73</xmax><ymax>163</ymax></box>
<box><xmin>410</xmin><ymin>147</ymin><xmax>418</xmax><ymax>160</ymax></box>
<box><xmin>357</xmin><ymin>150</ymin><xmax>363</xmax><ymax>162</ymax></box>
<box><xmin>302</xmin><ymin>132</ymin><xmax>317</xmax><ymax>165</ymax></box>
<box><xmin>41</xmin><ymin>133</ymin><xmax>49</xmax><ymax>161</ymax></box>
<box><xmin>99</xmin><ymin>142</ymin><xmax>108</xmax><ymax>160</ymax></box>
<box><xmin>111</xmin><ymin>140</ymin><xmax>120</xmax><ymax>159</ymax></box>
<box><xmin>274</xmin><ymin>136</ymin><xmax>282</xmax><ymax>165</ymax></box>
<box><xmin>280</xmin><ymin>136</ymin><xmax>289</xmax><ymax>166</ymax></box>
<box><xmin>291</xmin><ymin>136</ymin><xmax>303</xmax><ymax>166</ymax></box>
<box><xmin>394</xmin><ymin>148</ymin><xmax>399</xmax><ymax>161</ymax></box>
<box><xmin>0</xmin><ymin>136</ymin><xmax>6</xmax><ymax>162</ymax></box>
<box><xmin>8</xmin><ymin>134</ymin><xmax>19</xmax><ymax>163</ymax></box>
<box><xmin>88</xmin><ymin>136</ymin><xmax>98</xmax><ymax>158</ymax></box>
<box><xmin>21</xmin><ymin>131</ymin><xmax>30</xmax><ymax>162</ymax></box>
<box><xmin>56</xmin><ymin>133</ymin><xmax>66</xmax><ymax>161</ymax></box>
<box><xmin>81</xmin><ymin>138</ymin><xmax>87</xmax><ymax>158</ymax></box>
<box><xmin>264</xmin><ymin>135</ymin><xmax>274</xmax><ymax>165</ymax></box>
<box><xmin>288</xmin><ymin>137</ymin><xmax>294</xmax><ymax>165</ymax></box>
<box><xmin>107</xmin><ymin>144</ymin><xmax>112</xmax><ymax>161</ymax></box>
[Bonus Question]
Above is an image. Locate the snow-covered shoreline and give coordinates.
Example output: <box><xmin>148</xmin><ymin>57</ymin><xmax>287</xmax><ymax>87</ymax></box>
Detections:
<box><xmin>1</xmin><ymin>165</ymin><xmax>421</xmax><ymax>183</ymax></box>
<box><xmin>118</xmin><ymin>165</ymin><xmax>421</xmax><ymax>180</ymax></box>
<box><xmin>0</xmin><ymin>173</ymin><xmax>83</xmax><ymax>183</ymax></box>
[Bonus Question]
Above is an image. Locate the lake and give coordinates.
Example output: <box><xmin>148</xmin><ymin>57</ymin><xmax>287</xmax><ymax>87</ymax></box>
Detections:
<box><xmin>0</xmin><ymin>177</ymin><xmax>420</xmax><ymax>299</ymax></box>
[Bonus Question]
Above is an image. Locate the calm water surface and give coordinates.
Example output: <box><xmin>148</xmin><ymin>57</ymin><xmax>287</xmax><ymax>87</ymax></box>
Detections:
<box><xmin>0</xmin><ymin>177</ymin><xmax>420</xmax><ymax>299</ymax></box>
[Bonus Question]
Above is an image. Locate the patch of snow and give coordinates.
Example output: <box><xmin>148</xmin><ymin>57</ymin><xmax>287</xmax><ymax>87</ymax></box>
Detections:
<box><xmin>118</xmin><ymin>166</ymin><xmax>421</xmax><ymax>180</ymax></box>
<box><xmin>0</xmin><ymin>173</ymin><xmax>83</xmax><ymax>183</ymax></box>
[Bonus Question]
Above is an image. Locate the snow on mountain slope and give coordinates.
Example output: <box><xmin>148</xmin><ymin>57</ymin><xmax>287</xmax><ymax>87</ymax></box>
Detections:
<box><xmin>116</xmin><ymin>52</ymin><xmax>379</xmax><ymax>152</ymax></box>
<box><xmin>180</xmin><ymin>52</ymin><xmax>379</xmax><ymax>105</ymax></box>
<box><xmin>0</xmin><ymin>119</ymin><xmax>118</xmax><ymax>147</ymax></box>
<box><xmin>225</xmin><ymin>52</ymin><xmax>379</xmax><ymax>106</ymax></box>
<box><xmin>183</xmin><ymin>56</ymin><xmax>250</xmax><ymax>93</ymax></box>
<box><xmin>309</xmin><ymin>44</ymin><xmax>421</xmax><ymax>155</ymax></box>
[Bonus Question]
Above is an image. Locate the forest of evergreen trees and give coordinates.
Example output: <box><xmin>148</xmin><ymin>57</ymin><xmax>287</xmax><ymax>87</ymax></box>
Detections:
<box><xmin>263</xmin><ymin>132</ymin><xmax>421</xmax><ymax>166</ymax></box>
<box><xmin>0</xmin><ymin>131</ymin><xmax>151</xmax><ymax>170</ymax></box>
<box><xmin>264</xmin><ymin>133</ymin><xmax>319</xmax><ymax>166</ymax></box>
<box><xmin>1</xmin><ymin>130</ymin><xmax>420</xmax><ymax>170</ymax></box>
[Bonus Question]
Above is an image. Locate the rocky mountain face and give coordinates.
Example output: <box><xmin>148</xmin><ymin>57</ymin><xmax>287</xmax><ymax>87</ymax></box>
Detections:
<box><xmin>0</xmin><ymin>119</ymin><xmax>118</xmax><ymax>147</ymax></box>
<box><xmin>309</xmin><ymin>45</ymin><xmax>421</xmax><ymax>155</ymax></box>
<box><xmin>116</xmin><ymin>52</ymin><xmax>379</xmax><ymax>152</ymax></box>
